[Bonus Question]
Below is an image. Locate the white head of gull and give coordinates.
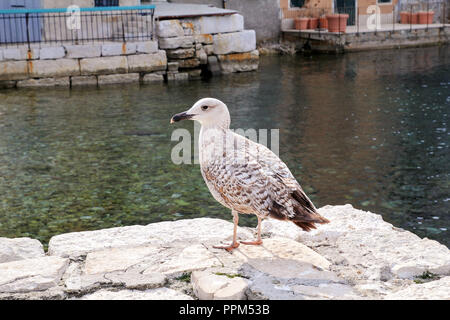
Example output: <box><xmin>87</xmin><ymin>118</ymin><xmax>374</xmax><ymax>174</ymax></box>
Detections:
<box><xmin>170</xmin><ymin>98</ymin><xmax>329</xmax><ymax>251</ymax></box>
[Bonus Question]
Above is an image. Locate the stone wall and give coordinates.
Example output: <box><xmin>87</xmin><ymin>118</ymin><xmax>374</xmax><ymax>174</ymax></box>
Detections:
<box><xmin>0</xmin><ymin>204</ymin><xmax>449</xmax><ymax>300</ymax></box>
<box><xmin>0</xmin><ymin>41</ymin><xmax>166</xmax><ymax>89</ymax></box>
<box><xmin>156</xmin><ymin>14</ymin><xmax>259</xmax><ymax>78</ymax></box>
<box><xmin>0</xmin><ymin>13</ymin><xmax>259</xmax><ymax>88</ymax></box>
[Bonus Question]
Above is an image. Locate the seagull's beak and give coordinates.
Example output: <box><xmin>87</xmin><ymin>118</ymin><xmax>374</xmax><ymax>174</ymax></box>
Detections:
<box><xmin>170</xmin><ymin>111</ymin><xmax>195</xmax><ymax>124</ymax></box>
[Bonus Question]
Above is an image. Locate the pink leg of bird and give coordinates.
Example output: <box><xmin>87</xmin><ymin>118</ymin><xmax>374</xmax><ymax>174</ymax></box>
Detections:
<box><xmin>240</xmin><ymin>216</ymin><xmax>263</xmax><ymax>246</ymax></box>
<box><xmin>213</xmin><ymin>210</ymin><xmax>240</xmax><ymax>252</ymax></box>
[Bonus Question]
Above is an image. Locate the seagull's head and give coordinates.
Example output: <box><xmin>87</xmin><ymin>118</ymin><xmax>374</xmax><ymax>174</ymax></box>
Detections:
<box><xmin>170</xmin><ymin>98</ymin><xmax>230</xmax><ymax>128</ymax></box>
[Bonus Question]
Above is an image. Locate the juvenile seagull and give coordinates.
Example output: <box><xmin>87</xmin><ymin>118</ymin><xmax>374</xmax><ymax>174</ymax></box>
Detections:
<box><xmin>170</xmin><ymin>98</ymin><xmax>329</xmax><ymax>251</ymax></box>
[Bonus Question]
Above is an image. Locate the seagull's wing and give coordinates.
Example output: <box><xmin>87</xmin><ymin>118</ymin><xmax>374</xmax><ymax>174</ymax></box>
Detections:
<box><xmin>202</xmin><ymin>132</ymin><xmax>329</xmax><ymax>230</ymax></box>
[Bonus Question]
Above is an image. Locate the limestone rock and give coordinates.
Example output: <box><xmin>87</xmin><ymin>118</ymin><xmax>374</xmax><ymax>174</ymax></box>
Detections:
<box><xmin>192</xmin><ymin>271</ymin><xmax>249</xmax><ymax>300</ymax></box>
<box><xmin>98</xmin><ymin>73</ymin><xmax>139</xmax><ymax>85</ymax></box>
<box><xmin>65</xmin><ymin>44</ymin><xmax>101</xmax><ymax>58</ymax></box>
<box><xmin>30</xmin><ymin>59</ymin><xmax>80</xmax><ymax>78</ymax></box>
<box><xmin>0</xmin><ymin>256</ymin><xmax>68</xmax><ymax>293</ymax></box>
<box><xmin>101</xmin><ymin>43</ymin><xmax>136</xmax><ymax>56</ymax></box>
<box><xmin>39</xmin><ymin>46</ymin><xmax>66</xmax><ymax>60</ymax></box>
<box><xmin>142</xmin><ymin>73</ymin><xmax>165</xmax><ymax>83</ymax></box>
<box><xmin>217</xmin><ymin>50</ymin><xmax>259</xmax><ymax>73</ymax></box>
<box><xmin>194</xmin><ymin>34</ymin><xmax>214</xmax><ymax>45</ymax></box>
<box><xmin>166</xmin><ymin>48</ymin><xmax>195</xmax><ymax>59</ymax></box>
<box><xmin>80</xmin><ymin>56</ymin><xmax>128</xmax><ymax>75</ymax></box>
<box><xmin>127</xmin><ymin>51</ymin><xmax>167</xmax><ymax>73</ymax></box>
<box><xmin>167</xmin><ymin>62</ymin><xmax>179</xmax><ymax>72</ymax></box>
<box><xmin>17</xmin><ymin>77</ymin><xmax>70</xmax><ymax>88</ymax></box>
<box><xmin>178</xmin><ymin>58</ymin><xmax>200</xmax><ymax>69</ymax></box>
<box><xmin>213</xmin><ymin>30</ymin><xmax>256</xmax><ymax>55</ymax></box>
<box><xmin>0</xmin><ymin>61</ymin><xmax>29</xmax><ymax>81</ymax></box>
<box><xmin>159</xmin><ymin>36</ymin><xmax>194</xmax><ymax>50</ymax></box>
<box><xmin>156</xmin><ymin>20</ymin><xmax>185</xmax><ymax>38</ymax></box>
<box><xmin>78</xmin><ymin>288</ymin><xmax>193</xmax><ymax>300</ymax></box>
<box><xmin>0</xmin><ymin>237</ymin><xmax>45</xmax><ymax>263</ymax></box>
<box><xmin>71</xmin><ymin>75</ymin><xmax>98</xmax><ymax>86</ymax></box>
<box><xmin>384</xmin><ymin>277</ymin><xmax>450</xmax><ymax>300</ymax></box>
<box><xmin>192</xmin><ymin>14</ymin><xmax>244</xmax><ymax>35</ymax></box>
<box><xmin>167</xmin><ymin>72</ymin><xmax>189</xmax><ymax>81</ymax></box>
<box><xmin>134</xmin><ymin>41</ymin><xmax>158</xmax><ymax>54</ymax></box>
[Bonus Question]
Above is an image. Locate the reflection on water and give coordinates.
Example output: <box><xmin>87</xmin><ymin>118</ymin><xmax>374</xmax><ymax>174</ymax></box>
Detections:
<box><xmin>0</xmin><ymin>45</ymin><xmax>448</xmax><ymax>248</ymax></box>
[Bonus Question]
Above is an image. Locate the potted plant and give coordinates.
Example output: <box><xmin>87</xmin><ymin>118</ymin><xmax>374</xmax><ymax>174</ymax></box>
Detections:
<box><xmin>308</xmin><ymin>15</ymin><xmax>319</xmax><ymax>30</ymax></box>
<box><xmin>327</xmin><ymin>13</ymin><xmax>348</xmax><ymax>33</ymax></box>
<box><xmin>418</xmin><ymin>10</ymin><xmax>428</xmax><ymax>24</ymax></box>
<box><xmin>295</xmin><ymin>16</ymin><xmax>309</xmax><ymax>30</ymax></box>
<box><xmin>426</xmin><ymin>10</ymin><xmax>434</xmax><ymax>24</ymax></box>
<box><xmin>400</xmin><ymin>11</ymin><xmax>410</xmax><ymax>24</ymax></box>
<box><xmin>319</xmin><ymin>9</ymin><xmax>328</xmax><ymax>30</ymax></box>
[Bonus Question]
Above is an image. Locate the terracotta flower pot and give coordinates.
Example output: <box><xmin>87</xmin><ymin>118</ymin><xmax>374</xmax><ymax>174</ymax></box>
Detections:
<box><xmin>427</xmin><ymin>11</ymin><xmax>434</xmax><ymax>24</ymax></box>
<box><xmin>327</xmin><ymin>14</ymin><xmax>348</xmax><ymax>33</ymax></box>
<box><xmin>319</xmin><ymin>16</ymin><xmax>328</xmax><ymax>30</ymax></box>
<box><xmin>400</xmin><ymin>11</ymin><xmax>410</xmax><ymax>24</ymax></box>
<box><xmin>308</xmin><ymin>17</ymin><xmax>319</xmax><ymax>30</ymax></box>
<box><xmin>410</xmin><ymin>13</ymin><xmax>419</xmax><ymax>24</ymax></box>
<box><xmin>418</xmin><ymin>11</ymin><xmax>428</xmax><ymax>24</ymax></box>
<box><xmin>294</xmin><ymin>17</ymin><xmax>309</xmax><ymax>30</ymax></box>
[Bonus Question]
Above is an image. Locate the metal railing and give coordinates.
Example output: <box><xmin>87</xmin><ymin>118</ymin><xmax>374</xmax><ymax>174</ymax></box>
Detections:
<box><xmin>287</xmin><ymin>2</ymin><xmax>448</xmax><ymax>34</ymax></box>
<box><xmin>0</xmin><ymin>5</ymin><xmax>155</xmax><ymax>48</ymax></box>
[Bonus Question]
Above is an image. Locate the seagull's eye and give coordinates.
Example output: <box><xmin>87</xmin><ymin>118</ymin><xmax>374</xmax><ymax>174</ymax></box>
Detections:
<box><xmin>201</xmin><ymin>106</ymin><xmax>209</xmax><ymax>111</ymax></box>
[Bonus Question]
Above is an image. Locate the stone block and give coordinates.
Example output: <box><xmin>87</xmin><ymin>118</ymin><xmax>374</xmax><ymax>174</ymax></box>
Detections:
<box><xmin>213</xmin><ymin>30</ymin><xmax>257</xmax><ymax>55</ymax></box>
<box><xmin>98</xmin><ymin>73</ymin><xmax>140</xmax><ymax>85</ymax></box>
<box><xmin>204</xmin><ymin>45</ymin><xmax>214</xmax><ymax>55</ymax></box>
<box><xmin>159</xmin><ymin>36</ymin><xmax>194</xmax><ymax>49</ymax></box>
<box><xmin>196</xmin><ymin>49</ymin><xmax>207</xmax><ymax>65</ymax></box>
<box><xmin>178</xmin><ymin>58</ymin><xmax>200</xmax><ymax>69</ymax></box>
<box><xmin>167</xmin><ymin>72</ymin><xmax>189</xmax><ymax>81</ymax></box>
<box><xmin>39</xmin><ymin>46</ymin><xmax>66</xmax><ymax>60</ymax></box>
<box><xmin>217</xmin><ymin>50</ymin><xmax>259</xmax><ymax>74</ymax></box>
<box><xmin>65</xmin><ymin>44</ymin><xmax>101</xmax><ymax>58</ymax></box>
<box><xmin>193</xmin><ymin>14</ymin><xmax>244</xmax><ymax>34</ymax></box>
<box><xmin>194</xmin><ymin>34</ymin><xmax>214</xmax><ymax>45</ymax></box>
<box><xmin>188</xmin><ymin>69</ymin><xmax>202</xmax><ymax>80</ymax></box>
<box><xmin>71</xmin><ymin>75</ymin><xmax>98</xmax><ymax>86</ymax></box>
<box><xmin>0</xmin><ymin>61</ymin><xmax>29</xmax><ymax>80</ymax></box>
<box><xmin>102</xmin><ymin>43</ymin><xmax>136</xmax><ymax>56</ymax></box>
<box><xmin>17</xmin><ymin>77</ymin><xmax>70</xmax><ymax>88</ymax></box>
<box><xmin>192</xmin><ymin>271</ymin><xmax>249</xmax><ymax>300</ymax></box>
<box><xmin>127</xmin><ymin>51</ymin><xmax>167</xmax><ymax>73</ymax></box>
<box><xmin>30</xmin><ymin>59</ymin><xmax>80</xmax><ymax>78</ymax></box>
<box><xmin>166</xmin><ymin>48</ymin><xmax>195</xmax><ymax>59</ymax></box>
<box><xmin>0</xmin><ymin>256</ymin><xmax>68</xmax><ymax>293</ymax></box>
<box><xmin>2</xmin><ymin>47</ymin><xmax>39</xmax><ymax>60</ymax></box>
<box><xmin>167</xmin><ymin>62</ymin><xmax>179</xmax><ymax>72</ymax></box>
<box><xmin>182</xmin><ymin>22</ymin><xmax>195</xmax><ymax>36</ymax></box>
<box><xmin>156</xmin><ymin>20</ymin><xmax>185</xmax><ymax>38</ymax></box>
<box><xmin>142</xmin><ymin>73</ymin><xmax>165</xmax><ymax>83</ymax></box>
<box><xmin>135</xmin><ymin>41</ymin><xmax>158</xmax><ymax>54</ymax></box>
<box><xmin>0</xmin><ymin>49</ymin><xmax>3</xmax><ymax>61</ymax></box>
<box><xmin>0</xmin><ymin>238</ymin><xmax>45</xmax><ymax>263</ymax></box>
<box><xmin>80</xmin><ymin>56</ymin><xmax>128</xmax><ymax>75</ymax></box>
<box><xmin>79</xmin><ymin>288</ymin><xmax>193</xmax><ymax>300</ymax></box>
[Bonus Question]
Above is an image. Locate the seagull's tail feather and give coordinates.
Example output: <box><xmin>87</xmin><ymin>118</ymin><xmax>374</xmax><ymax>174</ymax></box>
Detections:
<box><xmin>290</xmin><ymin>189</ymin><xmax>330</xmax><ymax>231</ymax></box>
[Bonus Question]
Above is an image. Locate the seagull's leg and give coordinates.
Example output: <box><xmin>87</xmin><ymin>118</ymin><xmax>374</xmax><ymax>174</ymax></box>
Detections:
<box><xmin>240</xmin><ymin>216</ymin><xmax>263</xmax><ymax>245</ymax></box>
<box><xmin>213</xmin><ymin>210</ymin><xmax>240</xmax><ymax>252</ymax></box>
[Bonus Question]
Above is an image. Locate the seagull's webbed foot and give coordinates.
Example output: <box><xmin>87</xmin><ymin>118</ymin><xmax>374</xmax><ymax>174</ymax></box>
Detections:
<box><xmin>213</xmin><ymin>242</ymin><xmax>240</xmax><ymax>252</ymax></box>
<box><xmin>240</xmin><ymin>239</ymin><xmax>263</xmax><ymax>246</ymax></box>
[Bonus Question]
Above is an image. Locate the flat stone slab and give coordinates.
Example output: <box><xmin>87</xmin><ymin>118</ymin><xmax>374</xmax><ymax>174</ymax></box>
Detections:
<box><xmin>0</xmin><ymin>237</ymin><xmax>44</xmax><ymax>263</ymax></box>
<box><xmin>213</xmin><ymin>30</ymin><xmax>257</xmax><ymax>55</ymax></box>
<box><xmin>384</xmin><ymin>277</ymin><xmax>450</xmax><ymax>300</ymax></box>
<box><xmin>30</xmin><ymin>59</ymin><xmax>80</xmax><ymax>78</ymax></box>
<box><xmin>192</xmin><ymin>271</ymin><xmax>249</xmax><ymax>300</ymax></box>
<box><xmin>217</xmin><ymin>50</ymin><xmax>259</xmax><ymax>73</ymax></box>
<box><xmin>154</xmin><ymin>3</ymin><xmax>236</xmax><ymax>20</ymax></box>
<box><xmin>80</xmin><ymin>56</ymin><xmax>128</xmax><ymax>75</ymax></box>
<box><xmin>78</xmin><ymin>288</ymin><xmax>193</xmax><ymax>300</ymax></box>
<box><xmin>127</xmin><ymin>51</ymin><xmax>167</xmax><ymax>73</ymax></box>
<box><xmin>0</xmin><ymin>256</ymin><xmax>68</xmax><ymax>293</ymax></box>
<box><xmin>17</xmin><ymin>77</ymin><xmax>70</xmax><ymax>88</ymax></box>
<box><xmin>264</xmin><ymin>204</ymin><xmax>450</xmax><ymax>280</ymax></box>
<box><xmin>48</xmin><ymin>218</ymin><xmax>253</xmax><ymax>258</ymax></box>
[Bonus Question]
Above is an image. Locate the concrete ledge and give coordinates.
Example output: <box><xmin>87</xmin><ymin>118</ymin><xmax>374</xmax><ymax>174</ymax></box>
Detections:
<box><xmin>40</xmin><ymin>47</ymin><xmax>66</xmax><ymax>60</ymax></box>
<box><xmin>80</xmin><ymin>56</ymin><xmax>128</xmax><ymax>76</ymax></box>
